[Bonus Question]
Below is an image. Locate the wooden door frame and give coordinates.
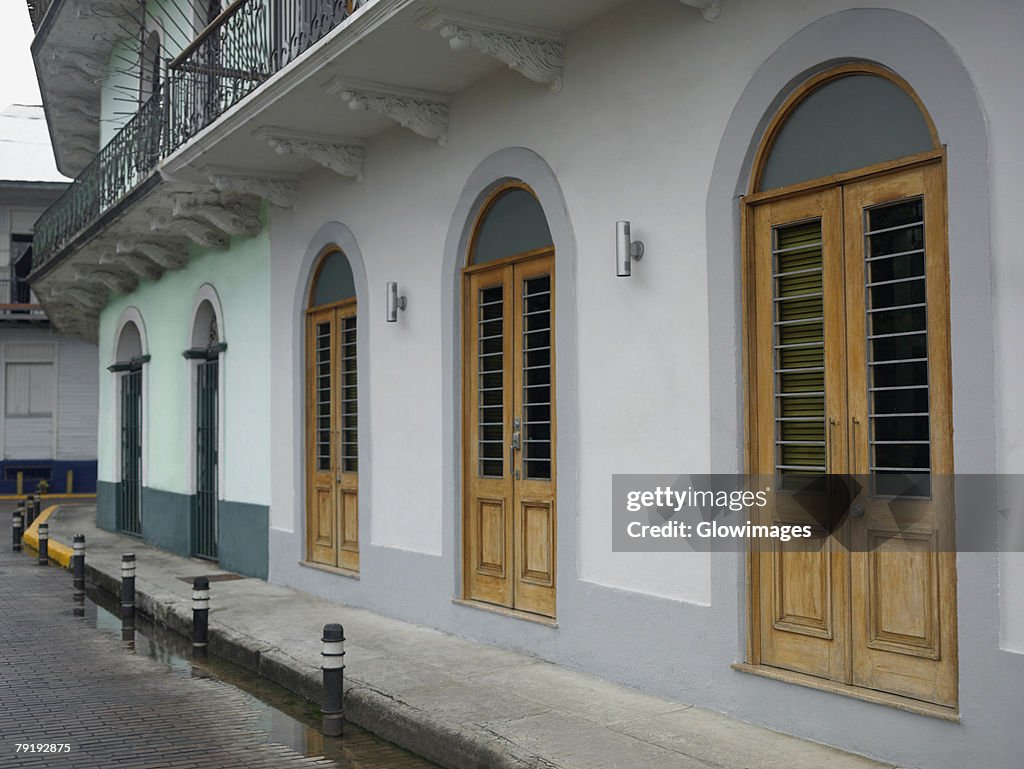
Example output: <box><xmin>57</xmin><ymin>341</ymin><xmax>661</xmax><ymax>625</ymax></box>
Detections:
<box><xmin>304</xmin><ymin>296</ymin><xmax>358</xmax><ymax>571</ymax></box>
<box><xmin>741</xmin><ymin>150</ymin><xmax>957</xmax><ymax>708</ymax></box>
<box><xmin>460</xmin><ymin>246</ymin><xmax>557</xmax><ymax>617</ymax></box>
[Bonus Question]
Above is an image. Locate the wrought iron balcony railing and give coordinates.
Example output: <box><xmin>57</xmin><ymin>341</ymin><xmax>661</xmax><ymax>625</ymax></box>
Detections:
<box><xmin>32</xmin><ymin>0</ymin><xmax>364</xmax><ymax>272</ymax></box>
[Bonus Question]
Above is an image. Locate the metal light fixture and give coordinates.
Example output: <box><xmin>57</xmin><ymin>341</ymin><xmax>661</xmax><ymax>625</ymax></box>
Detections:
<box><xmin>386</xmin><ymin>281</ymin><xmax>407</xmax><ymax>322</ymax></box>
<box><xmin>616</xmin><ymin>220</ymin><xmax>645</xmax><ymax>277</ymax></box>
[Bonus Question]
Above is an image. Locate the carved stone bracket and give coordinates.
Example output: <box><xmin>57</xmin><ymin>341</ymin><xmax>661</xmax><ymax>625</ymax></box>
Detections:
<box><xmin>173</xmin><ymin>194</ymin><xmax>263</xmax><ymax>238</ymax></box>
<box><xmin>150</xmin><ymin>207</ymin><xmax>230</xmax><ymax>250</ymax></box>
<box><xmin>72</xmin><ymin>264</ymin><xmax>138</xmax><ymax>293</ymax></box>
<box><xmin>324</xmin><ymin>79</ymin><xmax>450</xmax><ymax>146</ymax></box>
<box><xmin>420</xmin><ymin>11</ymin><xmax>566</xmax><ymax>92</ymax></box>
<box><xmin>117</xmin><ymin>238</ymin><xmax>188</xmax><ymax>270</ymax></box>
<box><xmin>256</xmin><ymin>128</ymin><xmax>366</xmax><ymax>181</ymax></box>
<box><xmin>680</xmin><ymin>0</ymin><xmax>721</xmax><ymax>22</ymax></box>
<box><xmin>208</xmin><ymin>171</ymin><xmax>300</xmax><ymax>208</ymax></box>
<box><xmin>100</xmin><ymin>249</ymin><xmax>164</xmax><ymax>281</ymax></box>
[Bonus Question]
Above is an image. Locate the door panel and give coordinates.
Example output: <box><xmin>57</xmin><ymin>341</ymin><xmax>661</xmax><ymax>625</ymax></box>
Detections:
<box><xmin>749</xmin><ymin>161</ymin><xmax>957</xmax><ymax>708</ymax></box>
<box><xmin>465</xmin><ymin>267</ymin><xmax>515</xmax><ymax>607</ymax></box>
<box><xmin>843</xmin><ymin>165</ymin><xmax>957</xmax><ymax>706</ymax></box>
<box><xmin>306</xmin><ymin>303</ymin><xmax>360</xmax><ymax>570</ymax></box>
<box><xmin>752</xmin><ymin>190</ymin><xmax>849</xmax><ymax>683</ymax></box>
<box><xmin>463</xmin><ymin>253</ymin><xmax>556</xmax><ymax>617</ymax></box>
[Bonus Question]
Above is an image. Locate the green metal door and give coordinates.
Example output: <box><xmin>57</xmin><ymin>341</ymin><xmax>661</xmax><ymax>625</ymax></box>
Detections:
<box><xmin>118</xmin><ymin>369</ymin><xmax>143</xmax><ymax>535</ymax></box>
<box><xmin>193</xmin><ymin>358</ymin><xmax>218</xmax><ymax>560</ymax></box>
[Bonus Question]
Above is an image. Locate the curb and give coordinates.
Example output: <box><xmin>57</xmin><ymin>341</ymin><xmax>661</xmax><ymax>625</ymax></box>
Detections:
<box><xmin>23</xmin><ymin>505</ymin><xmax>73</xmax><ymax>568</ymax></box>
<box><xmin>62</xmin><ymin>534</ymin><xmax>552</xmax><ymax>769</ymax></box>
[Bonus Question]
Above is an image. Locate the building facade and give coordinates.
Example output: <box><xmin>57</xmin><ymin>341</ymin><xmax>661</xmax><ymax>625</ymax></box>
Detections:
<box><xmin>0</xmin><ymin>104</ymin><xmax>96</xmax><ymax>494</ymax></box>
<box><xmin>26</xmin><ymin>1</ymin><xmax>1024</xmax><ymax>766</ymax></box>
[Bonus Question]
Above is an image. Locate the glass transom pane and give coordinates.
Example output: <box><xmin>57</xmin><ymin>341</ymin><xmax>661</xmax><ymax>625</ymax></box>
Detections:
<box><xmin>472</xmin><ymin>188</ymin><xmax>553</xmax><ymax>265</ymax></box>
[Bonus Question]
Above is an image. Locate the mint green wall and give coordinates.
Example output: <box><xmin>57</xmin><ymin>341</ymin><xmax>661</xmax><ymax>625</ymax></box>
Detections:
<box><xmin>97</xmin><ymin>225</ymin><xmax>271</xmax><ymax>507</ymax></box>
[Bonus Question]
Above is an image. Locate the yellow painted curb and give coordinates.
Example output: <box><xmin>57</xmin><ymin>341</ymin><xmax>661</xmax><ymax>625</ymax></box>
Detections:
<box><xmin>22</xmin><ymin>505</ymin><xmax>74</xmax><ymax>569</ymax></box>
<box><xmin>0</xmin><ymin>493</ymin><xmax>96</xmax><ymax>501</ymax></box>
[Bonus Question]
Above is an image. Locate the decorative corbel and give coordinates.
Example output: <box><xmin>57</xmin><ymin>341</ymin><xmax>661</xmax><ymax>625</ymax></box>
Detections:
<box><xmin>149</xmin><ymin>207</ymin><xmax>230</xmax><ymax>250</ymax></box>
<box><xmin>117</xmin><ymin>238</ymin><xmax>188</xmax><ymax>270</ymax></box>
<box><xmin>420</xmin><ymin>10</ymin><xmax>565</xmax><ymax>93</ymax></box>
<box><xmin>207</xmin><ymin>171</ymin><xmax>300</xmax><ymax>208</ymax></box>
<box><xmin>324</xmin><ymin>78</ymin><xmax>449</xmax><ymax>146</ymax></box>
<box><xmin>255</xmin><ymin>128</ymin><xmax>366</xmax><ymax>181</ymax></box>
<box><xmin>172</xmin><ymin>194</ymin><xmax>263</xmax><ymax>238</ymax></box>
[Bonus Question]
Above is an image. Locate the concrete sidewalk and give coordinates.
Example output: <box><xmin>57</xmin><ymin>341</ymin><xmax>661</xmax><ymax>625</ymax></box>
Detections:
<box><xmin>43</xmin><ymin>505</ymin><xmax>893</xmax><ymax>769</ymax></box>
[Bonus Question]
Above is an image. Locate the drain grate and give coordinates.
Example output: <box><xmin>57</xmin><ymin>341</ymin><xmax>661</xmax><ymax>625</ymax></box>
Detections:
<box><xmin>176</xmin><ymin>573</ymin><xmax>246</xmax><ymax>584</ymax></box>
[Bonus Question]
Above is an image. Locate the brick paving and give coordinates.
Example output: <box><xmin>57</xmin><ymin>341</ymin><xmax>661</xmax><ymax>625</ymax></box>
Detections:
<box><xmin>0</xmin><ymin>543</ymin><xmax>354</xmax><ymax>769</ymax></box>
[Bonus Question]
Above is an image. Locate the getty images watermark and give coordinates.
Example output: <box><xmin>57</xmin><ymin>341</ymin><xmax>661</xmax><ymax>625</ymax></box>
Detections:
<box><xmin>612</xmin><ymin>474</ymin><xmax>1024</xmax><ymax>552</ymax></box>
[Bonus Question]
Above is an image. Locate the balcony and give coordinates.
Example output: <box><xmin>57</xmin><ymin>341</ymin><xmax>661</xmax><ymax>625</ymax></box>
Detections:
<box><xmin>33</xmin><ymin>0</ymin><xmax>370</xmax><ymax>272</ymax></box>
<box><xmin>0</xmin><ymin>276</ymin><xmax>46</xmax><ymax>322</ymax></box>
<box><xmin>32</xmin><ymin>0</ymin><xmax>714</xmax><ymax>337</ymax></box>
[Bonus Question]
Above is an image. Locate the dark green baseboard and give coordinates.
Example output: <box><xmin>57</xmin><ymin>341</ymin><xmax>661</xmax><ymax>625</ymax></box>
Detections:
<box><xmin>94</xmin><ymin>481</ymin><xmax>268</xmax><ymax>579</ymax></box>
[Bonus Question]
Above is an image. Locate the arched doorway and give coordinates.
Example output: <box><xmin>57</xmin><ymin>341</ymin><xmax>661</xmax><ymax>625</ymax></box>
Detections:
<box><xmin>743</xmin><ymin>63</ymin><xmax>956</xmax><ymax>708</ymax></box>
<box><xmin>110</xmin><ymin>316</ymin><xmax>148</xmax><ymax>537</ymax></box>
<box><xmin>306</xmin><ymin>248</ymin><xmax>360</xmax><ymax>572</ymax></box>
<box><xmin>186</xmin><ymin>295</ymin><xmax>225</xmax><ymax>561</ymax></box>
<box><xmin>462</xmin><ymin>182</ymin><xmax>556</xmax><ymax>618</ymax></box>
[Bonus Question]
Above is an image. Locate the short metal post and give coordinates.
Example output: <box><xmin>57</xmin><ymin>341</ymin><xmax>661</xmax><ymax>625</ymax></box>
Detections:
<box><xmin>72</xmin><ymin>534</ymin><xmax>86</xmax><ymax>617</ymax></box>
<box><xmin>24</xmin><ymin>496</ymin><xmax>35</xmax><ymax>528</ymax></box>
<box><xmin>121</xmin><ymin>554</ymin><xmax>136</xmax><ymax>621</ymax></box>
<box><xmin>12</xmin><ymin>509</ymin><xmax>23</xmax><ymax>552</ymax></box>
<box><xmin>37</xmin><ymin>522</ymin><xmax>49</xmax><ymax>566</ymax></box>
<box><xmin>321</xmin><ymin>623</ymin><xmax>346</xmax><ymax>737</ymax></box>
<box><xmin>192</xmin><ymin>577</ymin><xmax>210</xmax><ymax>658</ymax></box>
<box><xmin>32</xmin><ymin>493</ymin><xmax>41</xmax><ymax>525</ymax></box>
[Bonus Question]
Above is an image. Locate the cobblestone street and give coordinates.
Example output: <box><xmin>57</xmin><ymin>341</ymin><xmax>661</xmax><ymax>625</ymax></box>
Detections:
<box><xmin>0</xmin><ymin>542</ymin><xmax>428</xmax><ymax>769</ymax></box>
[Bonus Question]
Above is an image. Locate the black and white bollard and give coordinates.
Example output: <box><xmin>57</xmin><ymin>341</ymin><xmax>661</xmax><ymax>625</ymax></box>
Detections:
<box><xmin>37</xmin><ymin>522</ymin><xmax>49</xmax><ymax>566</ymax></box>
<box><xmin>31</xmin><ymin>493</ymin><xmax>41</xmax><ymax>526</ymax></box>
<box><xmin>24</xmin><ymin>496</ymin><xmax>35</xmax><ymax>528</ymax></box>
<box><xmin>121</xmin><ymin>554</ymin><xmax>136</xmax><ymax>621</ymax></box>
<box><xmin>12</xmin><ymin>509</ymin><xmax>23</xmax><ymax>552</ymax></box>
<box><xmin>192</xmin><ymin>577</ymin><xmax>210</xmax><ymax>658</ymax></box>
<box><xmin>321</xmin><ymin>623</ymin><xmax>346</xmax><ymax>737</ymax></box>
<box><xmin>72</xmin><ymin>535</ymin><xmax>86</xmax><ymax>616</ymax></box>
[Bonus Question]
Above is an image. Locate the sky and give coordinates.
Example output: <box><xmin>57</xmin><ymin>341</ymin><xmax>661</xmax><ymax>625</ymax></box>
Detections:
<box><xmin>0</xmin><ymin>3</ymin><xmax>42</xmax><ymax>111</ymax></box>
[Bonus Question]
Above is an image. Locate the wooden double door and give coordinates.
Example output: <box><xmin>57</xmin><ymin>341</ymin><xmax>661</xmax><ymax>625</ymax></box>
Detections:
<box><xmin>463</xmin><ymin>252</ymin><xmax>556</xmax><ymax>618</ymax></box>
<box><xmin>747</xmin><ymin>162</ymin><xmax>957</xmax><ymax>708</ymax></box>
<box><xmin>306</xmin><ymin>301</ymin><xmax>359</xmax><ymax>571</ymax></box>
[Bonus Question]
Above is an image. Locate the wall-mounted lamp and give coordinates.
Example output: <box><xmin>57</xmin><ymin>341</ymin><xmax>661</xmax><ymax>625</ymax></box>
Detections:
<box><xmin>616</xmin><ymin>221</ymin><xmax>645</xmax><ymax>277</ymax></box>
<box><xmin>386</xmin><ymin>281</ymin><xmax>407</xmax><ymax>322</ymax></box>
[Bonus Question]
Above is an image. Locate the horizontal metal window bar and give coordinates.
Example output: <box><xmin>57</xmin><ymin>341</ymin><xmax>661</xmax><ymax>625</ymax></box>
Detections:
<box><xmin>865</xmin><ymin>247</ymin><xmax>925</xmax><ymax>263</ymax></box>
<box><xmin>478</xmin><ymin>334</ymin><xmax>504</xmax><ymax>343</ymax></box>
<box><xmin>774</xmin><ymin>266</ymin><xmax>823</xmax><ymax>279</ymax></box>
<box><xmin>776</xmin><ymin>464</ymin><xmax>827</xmax><ymax>472</ymax></box>
<box><xmin>775</xmin><ymin>417</ymin><xmax>825</xmax><ymax>422</ymax></box>
<box><xmin>775</xmin><ymin>392</ymin><xmax>824</xmax><ymax>399</ymax></box>
<box><xmin>523</xmin><ymin>309</ymin><xmax>551</xmax><ymax>318</ymax></box>
<box><xmin>868</xmin><ymin>302</ymin><xmax>927</xmax><ymax>314</ymax></box>
<box><xmin>870</xmin><ymin>466</ymin><xmax>931</xmax><ymax>472</ymax></box>
<box><xmin>774</xmin><ymin>366</ymin><xmax>825</xmax><ymax>374</ymax></box>
<box><xmin>772</xmin><ymin>241</ymin><xmax>823</xmax><ymax>255</ymax></box>
<box><xmin>523</xmin><ymin>383</ymin><xmax>551</xmax><ymax>389</ymax></box>
<box><xmin>776</xmin><ymin>440</ymin><xmax>826</xmax><ymax>446</ymax></box>
<box><xmin>866</xmin><ymin>275</ymin><xmax>925</xmax><ymax>289</ymax></box>
<box><xmin>868</xmin><ymin>329</ymin><xmax>927</xmax><ymax>341</ymax></box>
<box><xmin>869</xmin><ymin>384</ymin><xmax>929</xmax><ymax>392</ymax></box>
<box><xmin>524</xmin><ymin>345</ymin><xmax>552</xmax><ymax>353</ymax></box>
<box><xmin>523</xmin><ymin>364</ymin><xmax>551</xmax><ymax>372</ymax></box>
<box><xmin>477</xmin><ymin>351</ymin><xmax>503</xmax><ymax>358</ymax></box>
<box><xmin>869</xmin><ymin>357</ymin><xmax>928</xmax><ymax>366</ymax></box>
<box><xmin>523</xmin><ymin>328</ymin><xmax>552</xmax><ymax>336</ymax></box>
<box><xmin>869</xmin><ymin>412</ymin><xmax>930</xmax><ymax>418</ymax></box>
<box><xmin>866</xmin><ymin>219</ymin><xmax>924</xmax><ymax>237</ymax></box>
<box><xmin>774</xmin><ymin>341</ymin><xmax>824</xmax><ymax>350</ymax></box>
<box><xmin>478</xmin><ymin>386</ymin><xmax>504</xmax><ymax>392</ymax></box>
<box><xmin>871</xmin><ymin>440</ymin><xmax>930</xmax><ymax>445</ymax></box>
<box><xmin>478</xmin><ymin>299</ymin><xmax>503</xmax><ymax>308</ymax></box>
<box><xmin>774</xmin><ymin>316</ymin><xmax>824</xmax><ymax>327</ymax></box>
<box><xmin>773</xmin><ymin>291</ymin><xmax>823</xmax><ymax>303</ymax></box>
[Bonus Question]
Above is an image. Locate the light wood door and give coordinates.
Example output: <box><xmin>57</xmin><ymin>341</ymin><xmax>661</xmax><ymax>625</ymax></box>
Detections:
<box><xmin>306</xmin><ymin>301</ymin><xmax>359</xmax><ymax>571</ymax></box>
<box><xmin>464</xmin><ymin>252</ymin><xmax>556</xmax><ymax>617</ymax></box>
<box><xmin>748</xmin><ymin>162</ymin><xmax>957</xmax><ymax>707</ymax></box>
<box><xmin>843</xmin><ymin>164</ymin><xmax>956</xmax><ymax>706</ymax></box>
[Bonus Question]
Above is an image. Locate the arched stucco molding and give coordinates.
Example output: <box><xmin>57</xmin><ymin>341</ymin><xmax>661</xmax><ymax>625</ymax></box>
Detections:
<box><xmin>110</xmin><ymin>306</ymin><xmax>149</xmax><ymax>487</ymax></box>
<box><xmin>112</xmin><ymin>306</ymin><xmax>148</xmax><ymax>363</ymax></box>
<box><xmin>188</xmin><ymin>283</ymin><xmax>226</xmax><ymax>349</ymax></box>
<box><xmin>440</xmin><ymin>146</ymin><xmax>579</xmax><ymax>601</ymax></box>
<box><xmin>288</xmin><ymin>223</ymin><xmax>372</xmax><ymax>546</ymax></box>
<box><xmin>185</xmin><ymin>284</ymin><xmax>227</xmax><ymax>497</ymax></box>
<box><xmin>705</xmin><ymin>6</ymin><xmax>994</xmax><ymax>668</ymax></box>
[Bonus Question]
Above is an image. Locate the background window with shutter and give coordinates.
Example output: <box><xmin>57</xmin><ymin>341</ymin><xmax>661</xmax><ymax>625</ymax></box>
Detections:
<box><xmin>5</xmin><ymin>362</ymin><xmax>54</xmax><ymax>417</ymax></box>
